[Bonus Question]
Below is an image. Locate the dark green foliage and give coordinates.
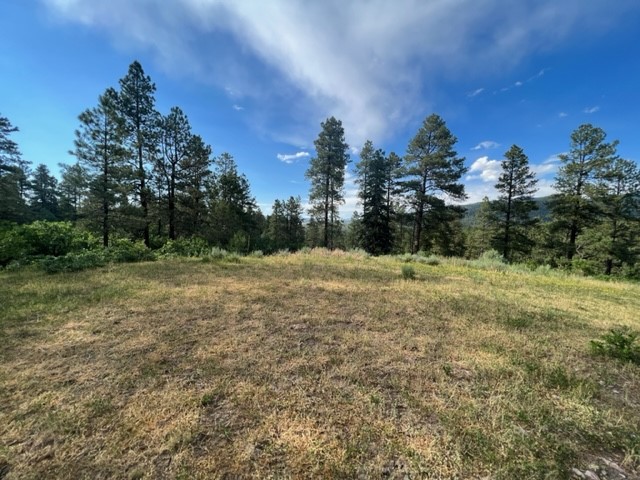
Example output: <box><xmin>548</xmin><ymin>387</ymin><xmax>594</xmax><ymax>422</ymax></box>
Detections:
<box><xmin>157</xmin><ymin>106</ymin><xmax>192</xmax><ymax>240</ymax></box>
<box><xmin>402</xmin><ymin>114</ymin><xmax>467</xmax><ymax>253</ymax></box>
<box><xmin>58</xmin><ymin>162</ymin><xmax>89</xmax><ymax>221</ymax></box>
<box><xmin>550</xmin><ymin>124</ymin><xmax>618</xmax><ymax>260</ymax></box>
<box><xmin>466</xmin><ymin>197</ymin><xmax>496</xmax><ymax>258</ymax></box>
<box><xmin>29</xmin><ymin>164</ymin><xmax>60</xmax><ymax>221</ymax></box>
<box><xmin>118</xmin><ymin>60</ymin><xmax>158</xmax><ymax>247</ymax></box>
<box><xmin>306</xmin><ymin>117</ymin><xmax>350</xmax><ymax>249</ymax></box>
<box><xmin>591</xmin><ymin>327</ymin><xmax>640</xmax><ymax>364</ymax></box>
<box><xmin>39</xmin><ymin>250</ymin><xmax>108</xmax><ymax>274</ymax></box>
<box><xmin>177</xmin><ymin>135</ymin><xmax>213</xmax><ymax>237</ymax></box>
<box><xmin>265</xmin><ymin>196</ymin><xmax>305</xmax><ymax>252</ymax></box>
<box><xmin>355</xmin><ymin>140</ymin><xmax>394</xmax><ymax>255</ymax></box>
<box><xmin>207</xmin><ymin>153</ymin><xmax>260</xmax><ymax>249</ymax></box>
<box><xmin>73</xmin><ymin>87</ymin><xmax>128</xmax><ymax>247</ymax></box>
<box><xmin>157</xmin><ymin>237</ymin><xmax>209</xmax><ymax>257</ymax></box>
<box><xmin>107</xmin><ymin>238</ymin><xmax>155</xmax><ymax>263</ymax></box>
<box><xmin>0</xmin><ymin>115</ymin><xmax>31</xmax><ymax>223</ymax></box>
<box><xmin>490</xmin><ymin>145</ymin><xmax>538</xmax><ymax>262</ymax></box>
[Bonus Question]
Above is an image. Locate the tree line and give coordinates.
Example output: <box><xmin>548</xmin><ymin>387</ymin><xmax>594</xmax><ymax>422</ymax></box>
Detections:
<box><xmin>1</xmin><ymin>60</ymin><xmax>639</xmax><ymax>276</ymax></box>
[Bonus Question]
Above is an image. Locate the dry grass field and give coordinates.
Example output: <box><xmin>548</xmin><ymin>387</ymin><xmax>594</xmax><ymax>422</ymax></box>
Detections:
<box><xmin>1</xmin><ymin>251</ymin><xmax>639</xmax><ymax>479</ymax></box>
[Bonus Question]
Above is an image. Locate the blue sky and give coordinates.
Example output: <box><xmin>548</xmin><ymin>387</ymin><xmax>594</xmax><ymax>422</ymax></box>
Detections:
<box><xmin>2</xmin><ymin>1</ymin><xmax>640</xmax><ymax>215</ymax></box>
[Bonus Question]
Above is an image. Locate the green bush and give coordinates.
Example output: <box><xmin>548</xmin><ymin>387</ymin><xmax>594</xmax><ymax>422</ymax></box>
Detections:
<box><xmin>591</xmin><ymin>327</ymin><xmax>640</xmax><ymax>364</ymax></box>
<box><xmin>208</xmin><ymin>247</ymin><xmax>229</xmax><ymax>260</ymax></box>
<box><xmin>39</xmin><ymin>250</ymin><xmax>108</xmax><ymax>274</ymax></box>
<box><xmin>249</xmin><ymin>250</ymin><xmax>264</xmax><ymax>258</ymax></box>
<box><xmin>157</xmin><ymin>237</ymin><xmax>209</xmax><ymax>258</ymax></box>
<box><xmin>401</xmin><ymin>264</ymin><xmax>416</xmax><ymax>280</ymax></box>
<box><xmin>228</xmin><ymin>231</ymin><xmax>250</xmax><ymax>254</ymax></box>
<box><xmin>107</xmin><ymin>238</ymin><xmax>155</xmax><ymax>263</ymax></box>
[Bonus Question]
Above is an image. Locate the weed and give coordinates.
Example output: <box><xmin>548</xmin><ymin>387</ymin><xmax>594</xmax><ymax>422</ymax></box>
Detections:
<box><xmin>401</xmin><ymin>264</ymin><xmax>415</xmax><ymax>280</ymax></box>
<box><xmin>591</xmin><ymin>326</ymin><xmax>640</xmax><ymax>364</ymax></box>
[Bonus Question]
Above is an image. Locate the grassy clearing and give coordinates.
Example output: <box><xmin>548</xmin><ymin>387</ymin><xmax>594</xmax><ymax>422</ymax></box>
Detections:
<box><xmin>1</xmin><ymin>252</ymin><xmax>639</xmax><ymax>479</ymax></box>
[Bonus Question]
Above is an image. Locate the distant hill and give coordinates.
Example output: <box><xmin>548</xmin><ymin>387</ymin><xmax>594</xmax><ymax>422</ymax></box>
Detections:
<box><xmin>461</xmin><ymin>196</ymin><xmax>552</xmax><ymax>226</ymax></box>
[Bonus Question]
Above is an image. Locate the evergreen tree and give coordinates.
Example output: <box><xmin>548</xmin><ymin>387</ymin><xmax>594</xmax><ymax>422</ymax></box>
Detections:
<box><xmin>402</xmin><ymin>114</ymin><xmax>466</xmax><ymax>253</ymax></box>
<box><xmin>0</xmin><ymin>114</ymin><xmax>30</xmax><ymax>222</ymax></box>
<box><xmin>355</xmin><ymin>140</ymin><xmax>393</xmax><ymax>255</ymax></box>
<box><xmin>58</xmin><ymin>162</ymin><xmax>89</xmax><ymax>221</ymax></box>
<box><xmin>550</xmin><ymin>124</ymin><xmax>618</xmax><ymax>260</ymax></box>
<box><xmin>588</xmin><ymin>158</ymin><xmax>640</xmax><ymax>275</ymax></box>
<box><xmin>177</xmin><ymin>134</ymin><xmax>212</xmax><ymax>237</ymax></box>
<box><xmin>305</xmin><ymin>117</ymin><xmax>350</xmax><ymax>249</ymax></box>
<box><xmin>118</xmin><ymin>60</ymin><xmax>158</xmax><ymax>246</ymax></box>
<box><xmin>207</xmin><ymin>153</ymin><xmax>259</xmax><ymax>248</ymax></box>
<box><xmin>29</xmin><ymin>164</ymin><xmax>60</xmax><ymax>220</ymax></box>
<box><xmin>490</xmin><ymin>145</ymin><xmax>538</xmax><ymax>261</ymax></box>
<box><xmin>73</xmin><ymin>88</ymin><xmax>127</xmax><ymax>246</ymax></box>
<box><xmin>158</xmin><ymin>106</ymin><xmax>192</xmax><ymax>240</ymax></box>
<box><xmin>465</xmin><ymin>196</ymin><xmax>495</xmax><ymax>258</ymax></box>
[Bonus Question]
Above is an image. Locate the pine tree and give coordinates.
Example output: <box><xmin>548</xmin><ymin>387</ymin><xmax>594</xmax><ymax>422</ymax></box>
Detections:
<box><xmin>305</xmin><ymin>117</ymin><xmax>350</xmax><ymax>249</ymax></box>
<box><xmin>402</xmin><ymin>114</ymin><xmax>466</xmax><ymax>253</ymax></box>
<box><xmin>177</xmin><ymin>134</ymin><xmax>212</xmax><ymax>237</ymax></box>
<box><xmin>355</xmin><ymin>140</ymin><xmax>393</xmax><ymax>255</ymax></box>
<box><xmin>0</xmin><ymin>114</ymin><xmax>31</xmax><ymax>222</ymax></box>
<box><xmin>490</xmin><ymin>145</ymin><xmax>538</xmax><ymax>261</ymax></box>
<box><xmin>589</xmin><ymin>158</ymin><xmax>640</xmax><ymax>275</ymax></box>
<box><xmin>550</xmin><ymin>124</ymin><xmax>618</xmax><ymax>260</ymax></box>
<box><xmin>465</xmin><ymin>196</ymin><xmax>495</xmax><ymax>258</ymax></box>
<box><xmin>118</xmin><ymin>61</ymin><xmax>158</xmax><ymax>246</ymax></box>
<box><xmin>158</xmin><ymin>107</ymin><xmax>192</xmax><ymax>240</ymax></box>
<box><xmin>58</xmin><ymin>162</ymin><xmax>89</xmax><ymax>221</ymax></box>
<box><xmin>29</xmin><ymin>164</ymin><xmax>60</xmax><ymax>220</ymax></box>
<box><xmin>73</xmin><ymin>88</ymin><xmax>127</xmax><ymax>246</ymax></box>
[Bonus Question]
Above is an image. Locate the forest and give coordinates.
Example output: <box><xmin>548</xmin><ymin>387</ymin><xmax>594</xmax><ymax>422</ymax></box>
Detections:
<box><xmin>1</xmin><ymin>61</ymin><xmax>639</xmax><ymax>278</ymax></box>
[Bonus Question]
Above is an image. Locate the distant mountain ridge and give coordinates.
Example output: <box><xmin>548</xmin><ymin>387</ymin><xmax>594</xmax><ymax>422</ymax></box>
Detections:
<box><xmin>461</xmin><ymin>196</ymin><xmax>552</xmax><ymax>226</ymax></box>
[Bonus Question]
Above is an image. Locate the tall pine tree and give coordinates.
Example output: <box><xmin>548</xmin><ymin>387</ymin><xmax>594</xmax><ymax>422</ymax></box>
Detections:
<box><xmin>490</xmin><ymin>145</ymin><xmax>538</xmax><ymax>261</ymax></box>
<box><xmin>118</xmin><ymin>60</ymin><xmax>158</xmax><ymax>246</ymax></box>
<box><xmin>402</xmin><ymin>114</ymin><xmax>466</xmax><ymax>253</ymax></box>
<box><xmin>550</xmin><ymin>124</ymin><xmax>617</xmax><ymax>260</ymax></box>
<box><xmin>305</xmin><ymin>117</ymin><xmax>349</xmax><ymax>249</ymax></box>
<box><xmin>73</xmin><ymin>88</ymin><xmax>127</xmax><ymax>247</ymax></box>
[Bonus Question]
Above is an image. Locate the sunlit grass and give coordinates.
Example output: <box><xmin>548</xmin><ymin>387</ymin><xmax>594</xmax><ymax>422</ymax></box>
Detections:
<box><xmin>1</xmin><ymin>253</ymin><xmax>639</xmax><ymax>478</ymax></box>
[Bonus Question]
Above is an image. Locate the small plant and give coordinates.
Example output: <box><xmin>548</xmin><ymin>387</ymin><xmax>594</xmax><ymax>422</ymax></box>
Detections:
<box><xmin>249</xmin><ymin>250</ymin><xmax>264</xmax><ymax>258</ymax></box>
<box><xmin>424</xmin><ymin>255</ymin><xmax>440</xmax><ymax>266</ymax></box>
<box><xmin>401</xmin><ymin>264</ymin><xmax>416</xmax><ymax>280</ymax></box>
<box><xmin>590</xmin><ymin>327</ymin><xmax>640</xmax><ymax>364</ymax></box>
<box><xmin>208</xmin><ymin>247</ymin><xmax>229</xmax><ymax>260</ymax></box>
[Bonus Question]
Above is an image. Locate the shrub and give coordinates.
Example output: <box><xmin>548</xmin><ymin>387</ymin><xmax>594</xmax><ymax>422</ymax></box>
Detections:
<box><xmin>225</xmin><ymin>252</ymin><xmax>242</xmax><ymax>263</ymax></box>
<box><xmin>298</xmin><ymin>246</ymin><xmax>312</xmax><ymax>255</ymax></box>
<box><xmin>347</xmin><ymin>248</ymin><xmax>370</xmax><ymax>259</ymax></box>
<box><xmin>158</xmin><ymin>237</ymin><xmax>209</xmax><ymax>258</ymax></box>
<box><xmin>423</xmin><ymin>255</ymin><xmax>441</xmax><ymax>266</ymax></box>
<box><xmin>107</xmin><ymin>238</ymin><xmax>155</xmax><ymax>263</ymax></box>
<box><xmin>39</xmin><ymin>250</ymin><xmax>108</xmax><ymax>274</ymax></box>
<box><xmin>208</xmin><ymin>247</ymin><xmax>229</xmax><ymax>260</ymax></box>
<box><xmin>249</xmin><ymin>250</ymin><xmax>264</xmax><ymax>258</ymax></box>
<box><xmin>590</xmin><ymin>327</ymin><xmax>640</xmax><ymax>364</ymax></box>
<box><xmin>275</xmin><ymin>249</ymin><xmax>291</xmax><ymax>257</ymax></box>
<box><xmin>401</xmin><ymin>264</ymin><xmax>416</xmax><ymax>280</ymax></box>
<box><xmin>228</xmin><ymin>231</ymin><xmax>250</xmax><ymax>254</ymax></box>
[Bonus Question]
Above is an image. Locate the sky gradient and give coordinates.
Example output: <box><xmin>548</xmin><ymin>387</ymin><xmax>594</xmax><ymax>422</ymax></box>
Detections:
<box><xmin>2</xmin><ymin>0</ymin><xmax>640</xmax><ymax>215</ymax></box>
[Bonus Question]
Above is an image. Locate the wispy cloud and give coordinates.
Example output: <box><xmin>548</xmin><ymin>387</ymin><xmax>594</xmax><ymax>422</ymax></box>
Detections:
<box><xmin>558</xmin><ymin>112</ymin><xmax>568</xmax><ymax>118</ymax></box>
<box><xmin>583</xmin><ymin>106</ymin><xmax>600</xmax><ymax>114</ymax></box>
<box><xmin>277</xmin><ymin>151</ymin><xmax>310</xmax><ymax>164</ymax></box>
<box><xmin>467</xmin><ymin>156</ymin><xmax>502</xmax><ymax>182</ymax></box>
<box><xmin>468</xmin><ymin>87</ymin><xmax>484</xmax><ymax>98</ymax></box>
<box><xmin>472</xmin><ymin>140</ymin><xmax>501</xmax><ymax>151</ymax></box>
<box><xmin>232</xmin><ymin>104</ymin><xmax>244</xmax><ymax>111</ymax></box>
<box><xmin>43</xmin><ymin>0</ymin><xmax>633</xmax><ymax>146</ymax></box>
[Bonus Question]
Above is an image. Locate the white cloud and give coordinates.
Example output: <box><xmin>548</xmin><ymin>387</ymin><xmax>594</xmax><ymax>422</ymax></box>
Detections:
<box><xmin>472</xmin><ymin>140</ymin><xmax>501</xmax><ymax>151</ymax></box>
<box><xmin>584</xmin><ymin>106</ymin><xmax>600</xmax><ymax>114</ymax></box>
<box><xmin>514</xmin><ymin>80</ymin><xmax>523</xmax><ymax>87</ymax></box>
<box><xmin>558</xmin><ymin>112</ymin><xmax>568</xmax><ymax>118</ymax></box>
<box><xmin>232</xmin><ymin>104</ymin><xmax>244</xmax><ymax>111</ymax></box>
<box><xmin>277</xmin><ymin>151</ymin><xmax>310</xmax><ymax>164</ymax></box>
<box><xmin>43</xmin><ymin>0</ymin><xmax>635</xmax><ymax>146</ymax></box>
<box><xmin>468</xmin><ymin>87</ymin><xmax>484</xmax><ymax>98</ymax></box>
<box><xmin>467</xmin><ymin>156</ymin><xmax>502</xmax><ymax>182</ymax></box>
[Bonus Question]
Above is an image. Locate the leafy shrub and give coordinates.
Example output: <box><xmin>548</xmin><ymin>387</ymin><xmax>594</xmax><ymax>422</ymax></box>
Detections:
<box><xmin>347</xmin><ymin>248</ymin><xmax>370</xmax><ymax>259</ymax></box>
<box><xmin>401</xmin><ymin>264</ymin><xmax>416</xmax><ymax>280</ymax></box>
<box><xmin>225</xmin><ymin>252</ymin><xmax>242</xmax><ymax>263</ymax></box>
<box><xmin>480</xmin><ymin>249</ymin><xmax>505</xmax><ymax>263</ymax></box>
<box><xmin>107</xmin><ymin>238</ymin><xmax>155</xmax><ymax>263</ymax></box>
<box><xmin>590</xmin><ymin>327</ymin><xmax>640</xmax><ymax>364</ymax></box>
<box><xmin>425</xmin><ymin>255</ymin><xmax>441</xmax><ymax>266</ymax></box>
<box><xmin>399</xmin><ymin>253</ymin><xmax>413</xmax><ymax>263</ymax></box>
<box><xmin>249</xmin><ymin>250</ymin><xmax>264</xmax><ymax>258</ymax></box>
<box><xmin>275</xmin><ymin>249</ymin><xmax>291</xmax><ymax>256</ymax></box>
<box><xmin>298</xmin><ymin>246</ymin><xmax>312</xmax><ymax>255</ymax></box>
<box><xmin>158</xmin><ymin>237</ymin><xmax>209</xmax><ymax>258</ymax></box>
<box><xmin>39</xmin><ymin>250</ymin><xmax>108</xmax><ymax>274</ymax></box>
<box><xmin>208</xmin><ymin>247</ymin><xmax>229</xmax><ymax>260</ymax></box>
<box><xmin>228</xmin><ymin>231</ymin><xmax>249</xmax><ymax>254</ymax></box>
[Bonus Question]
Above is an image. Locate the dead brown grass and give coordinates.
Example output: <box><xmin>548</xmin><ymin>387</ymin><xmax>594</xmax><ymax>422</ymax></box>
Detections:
<box><xmin>1</xmin><ymin>255</ymin><xmax>639</xmax><ymax>479</ymax></box>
